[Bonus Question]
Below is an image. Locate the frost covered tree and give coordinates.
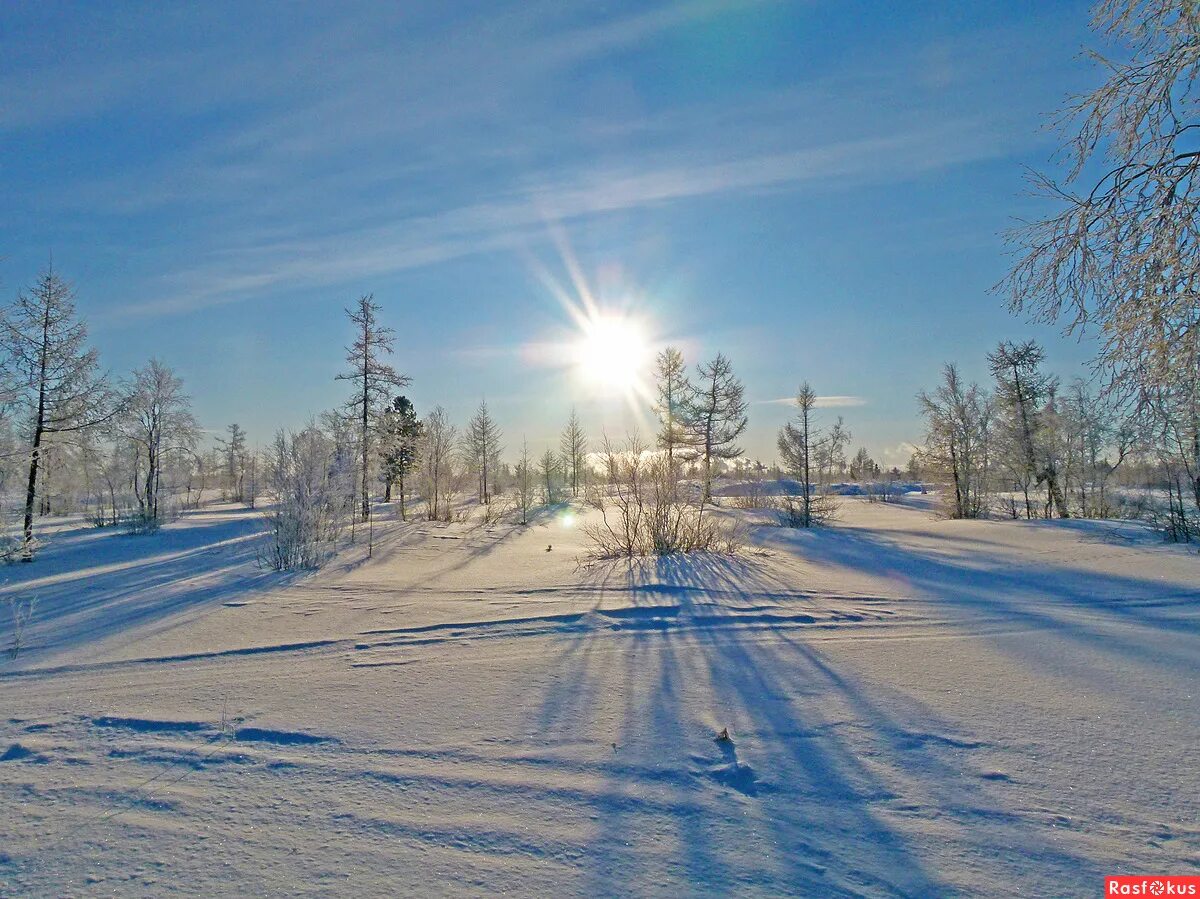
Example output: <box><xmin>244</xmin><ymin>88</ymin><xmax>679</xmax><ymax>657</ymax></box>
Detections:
<box><xmin>378</xmin><ymin>395</ymin><xmax>422</xmax><ymax>519</ymax></box>
<box><xmin>814</xmin><ymin>416</ymin><xmax>852</xmax><ymax>486</ymax></box>
<box><xmin>465</xmin><ymin>400</ymin><xmax>503</xmax><ymax>505</ymax></box>
<box><xmin>917</xmin><ymin>364</ymin><xmax>994</xmax><ymax>519</ymax></box>
<box><xmin>538</xmin><ymin>448</ymin><xmax>559</xmax><ymax>504</ymax></box>
<box><xmin>653</xmin><ymin>347</ymin><xmax>693</xmax><ymax>468</ymax></box>
<box><xmin>849</xmin><ymin>447</ymin><xmax>879</xmax><ymax>482</ymax></box>
<box><xmin>777</xmin><ymin>383</ymin><xmax>836</xmax><ymax>527</ymax></box>
<box><xmin>0</xmin><ymin>268</ymin><xmax>117</xmax><ymax>558</ymax></box>
<box><xmin>420</xmin><ymin>406</ymin><xmax>458</xmax><ymax>522</ymax></box>
<box><xmin>218</xmin><ymin>423</ymin><xmax>247</xmax><ymax>503</ymax></box>
<box><xmin>264</xmin><ymin>423</ymin><xmax>351</xmax><ymax>570</ymax></box>
<box><xmin>987</xmin><ymin>341</ymin><xmax>1069</xmax><ymax>519</ymax></box>
<box><xmin>117</xmin><ymin>359</ymin><xmax>200</xmax><ymax>528</ymax></box>
<box><xmin>516</xmin><ymin>438</ymin><xmax>535</xmax><ymax>525</ymax></box>
<box><xmin>336</xmin><ymin>295</ymin><xmax>410</xmax><ymax>522</ymax></box>
<box><xmin>687</xmin><ymin>353</ymin><xmax>748</xmax><ymax>502</ymax></box>
<box><xmin>559</xmin><ymin>407</ymin><xmax>587</xmax><ymax>497</ymax></box>
<box><xmin>1002</xmin><ymin>0</ymin><xmax>1200</xmax><ymax>531</ymax></box>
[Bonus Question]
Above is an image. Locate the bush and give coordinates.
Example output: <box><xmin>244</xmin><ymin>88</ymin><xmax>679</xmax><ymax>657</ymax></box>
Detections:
<box><xmin>262</xmin><ymin>426</ymin><xmax>351</xmax><ymax>570</ymax></box>
<box><xmin>777</xmin><ymin>490</ymin><xmax>838</xmax><ymax>528</ymax></box>
<box><xmin>5</xmin><ymin>596</ymin><xmax>35</xmax><ymax>661</ymax></box>
<box><xmin>583</xmin><ymin>435</ymin><xmax>744</xmax><ymax>559</ymax></box>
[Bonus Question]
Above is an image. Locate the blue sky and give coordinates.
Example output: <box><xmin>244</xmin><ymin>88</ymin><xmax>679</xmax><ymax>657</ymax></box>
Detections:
<box><xmin>2</xmin><ymin>0</ymin><xmax>1105</xmax><ymax>465</ymax></box>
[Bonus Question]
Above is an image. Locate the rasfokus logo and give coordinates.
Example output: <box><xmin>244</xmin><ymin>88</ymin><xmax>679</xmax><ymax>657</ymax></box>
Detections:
<box><xmin>1106</xmin><ymin>876</ymin><xmax>1200</xmax><ymax>896</ymax></box>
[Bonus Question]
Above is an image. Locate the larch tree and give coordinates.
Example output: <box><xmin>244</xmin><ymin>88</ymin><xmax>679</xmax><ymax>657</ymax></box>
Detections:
<box><xmin>777</xmin><ymin>383</ymin><xmax>830</xmax><ymax>527</ymax></box>
<box><xmin>1002</xmin><ymin>0</ymin><xmax>1200</xmax><ymax>532</ymax></box>
<box><xmin>0</xmin><ymin>268</ymin><xmax>117</xmax><ymax>558</ymax></box>
<box><xmin>465</xmin><ymin>399</ymin><xmax>503</xmax><ymax>504</ymax></box>
<box><xmin>987</xmin><ymin>340</ymin><xmax>1069</xmax><ymax>519</ymax></box>
<box><xmin>559</xmin><ymin>407</ymin><xmax>587</xmax><ymax>497</ymax></box>
<box><xmin>516</xmin><ymin>438</ymin><xmax>535</xmax><ymax>524</ymax></box>
<box><xmin>653</xmin><ymin>347</ymin><xmax>693</xmax><ymax>469</ymax></box>
<box><xmin>538</xmin><ymin>448</ymin><xmax>559</xmax><ymax>505</ymax></box>
<box><xmin>218</xmin><ymin>423</ymin><xmax>247</xmax><ymax>503</ymax></box>
<box><xmin>336</xmin><ymin>295</ymin><xmax>410</xmax><ymax>522</ymax></box>
<box><xmin>687</xmin><ymin>353</ymin><xmax>748</xmax><ymax>502</ymax></box>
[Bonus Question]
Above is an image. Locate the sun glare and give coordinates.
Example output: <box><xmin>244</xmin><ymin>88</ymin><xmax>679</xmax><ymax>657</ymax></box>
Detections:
<box><xmin>575</xmin><ymin>314</ymin><xmax>651</xmax><ymax>394</ymax></box>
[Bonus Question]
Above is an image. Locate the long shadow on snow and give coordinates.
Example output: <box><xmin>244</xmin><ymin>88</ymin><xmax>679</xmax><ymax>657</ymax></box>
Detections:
<box><xmin>532</xmin><ymin>555</ymin><xmax>967</xmax><ymax>896</ymax></box>
<box><xmin>756</xmin><ymin>521</ymin><xmax>1200</xmax><ymax>679</ymax></box>
<box><xmin>0</xmin><ymin>508</ymin><xmax>279</xmax><ymax>664</ymax></box>
<box><xmin>658</xmin><ymin>553</ymin><xmax>1107</xmax><ymax>892</ymax></box>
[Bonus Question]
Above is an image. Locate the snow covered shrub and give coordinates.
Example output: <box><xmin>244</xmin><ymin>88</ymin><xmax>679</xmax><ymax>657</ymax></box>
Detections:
<box><xmin>584</xmin><ymin>435</ymin><xmax>742</xmax><ymax>559</ymax></box>
<box><xmin>5</xmin><ymin>596</ymin><xmax>35</xmax><ymax>661</ymax></box>
<box><xmin>263</xmin><ymin>425</ymin><xmax>351</xmax><ymax>570</ymax></box>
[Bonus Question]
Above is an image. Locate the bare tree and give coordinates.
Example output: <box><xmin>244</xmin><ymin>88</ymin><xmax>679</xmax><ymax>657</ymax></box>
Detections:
<box><xmin>1001</xmin><ymin>0</ymin><xmax>1200</xmax><ymax>531</ymax></box>
<box><xmin>687</xmin><ymin>353</ymin><xmax>748</xmax><ymax>502</ymax></box>
<box><xmin>559</xmin><ymin>407</ymin><xmax>588</xmax><ymax>497</ymax></box>
<box><xmin>419</xmin><ymin>406</ymin><xmax>458</xmax><ymax>522</ymax></box>
<box><xmin>583</xmin><ymin>433</ymin><xmax>742</xmax><ymax>558</ymax></box>
<box><xmin>336</xmin><ymin>295</ymin><xmax>410</xmax><ymax>522</ymax></box>
<box><xmin>814</xmin><ymin>416</ymin><xmax>852</xmax><ymax>486</ymax></box>
<box><xmin>117</xmin><ymin>359</ymin><xmax>200</xmax><ymax>528</ymax></box>
<box><xmin>0</xmin><ymin>268</ymin><xmax>117</xmax><ymax>558</ymax></box>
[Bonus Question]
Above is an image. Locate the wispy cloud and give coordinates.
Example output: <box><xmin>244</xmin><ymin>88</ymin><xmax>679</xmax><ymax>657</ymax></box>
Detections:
<box><xmin>8</xmin><ymin>0</ymin><xmax>1061</xmax><ymax>326</ymax></box>
<box><xmin>102</xmin><ymin>114</ymin><xmax>1010</xmax><ymax>321</ymax></box>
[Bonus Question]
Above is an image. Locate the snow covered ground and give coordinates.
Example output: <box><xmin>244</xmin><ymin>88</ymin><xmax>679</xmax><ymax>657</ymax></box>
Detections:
<box><xmin>1</xmin><ymin>498</ymin><xmax>1197</xmax><ymax>896</ymax></box>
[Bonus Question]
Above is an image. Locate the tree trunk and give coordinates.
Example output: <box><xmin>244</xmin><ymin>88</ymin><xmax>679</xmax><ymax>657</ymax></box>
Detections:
<box><xmin>21</xmin><ymin>423</ymin><xmax>43</xmax><ymax>560</ymax></box>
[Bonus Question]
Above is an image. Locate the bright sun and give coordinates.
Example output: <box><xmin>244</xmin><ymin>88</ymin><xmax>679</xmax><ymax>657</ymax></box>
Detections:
<box><xmin>575</xmin><ymin>314</ymin><xmax>651</xmax><ymax>394</ymax></box>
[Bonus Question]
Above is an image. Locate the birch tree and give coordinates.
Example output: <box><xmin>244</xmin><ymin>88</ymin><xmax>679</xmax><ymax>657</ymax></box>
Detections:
<box><xmin>917</xmin><ymin>364</ymin><xmax>994</xmax><ymax>519</ymax></box>
<box><xmin>117</xmin><ymin>359</ymin><xmax>200</xmax><ymax>527</ymax></box>
<box><xmin>1002</xmin><ymin>0</ymin><xmax>1200</xmax><ymax>531</ymax></box>
<box><xmin>420</xmin><ymin>406</ymin><xmax>458</xmax><ymax>522</ymax></box>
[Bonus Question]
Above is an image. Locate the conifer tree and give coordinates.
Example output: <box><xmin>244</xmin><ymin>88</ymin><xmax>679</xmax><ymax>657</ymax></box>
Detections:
<box><xmin>1</xmin><ymin>268</ymin><xmax>117</xmax><ymax>558</ymax></box>
<box><xmin>336</xmin><ymin>295</ymin><xmax>409</xmax><ymax>521</ymax></box>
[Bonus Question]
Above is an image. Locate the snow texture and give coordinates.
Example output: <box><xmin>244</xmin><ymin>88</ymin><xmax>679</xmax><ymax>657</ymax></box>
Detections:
<box><xmin>0</xmin><ymin>498</ymin><xmax>1197</xmax><ymax>896</ymax></box>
